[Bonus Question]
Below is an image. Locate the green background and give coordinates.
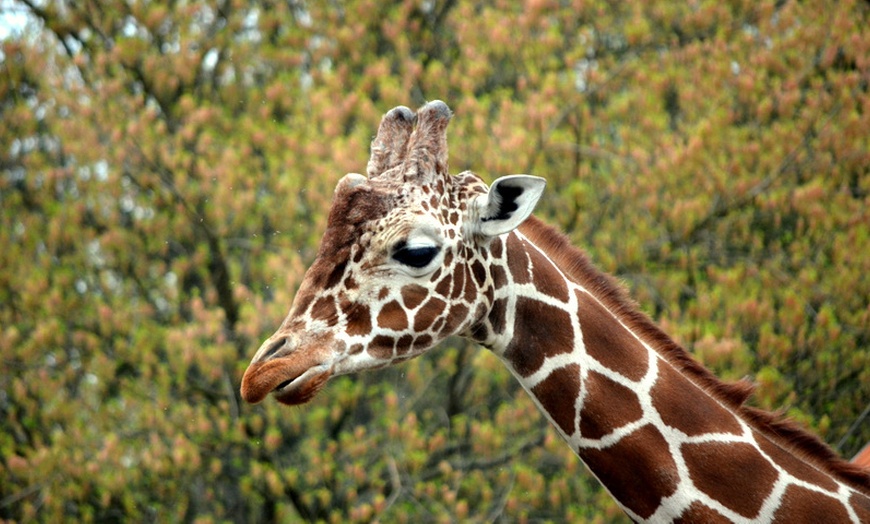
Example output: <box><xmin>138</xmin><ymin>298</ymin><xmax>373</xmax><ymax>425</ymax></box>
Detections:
<box><xmin>1</xmin><ymin>1</ymin><xmax>868</xmax><ymax>521</ymax></box>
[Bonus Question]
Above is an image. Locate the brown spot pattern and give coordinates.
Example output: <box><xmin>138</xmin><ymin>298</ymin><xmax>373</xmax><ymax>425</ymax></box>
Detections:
<box><xmin>469</xmin><ymin>321</ymin><xmax>489</xmax><ymax>342</ymax></box>
<box><xmin>754</xmin><ymin>431</ymin><xmax>838</xmax><ymax>492</ymax></box>
<box><xmin>471</xmin><ymin>260</ymin><xmax>487</xmax><ymax>288</ymax></box>
<box><xmin>504</xmin><ymin>297</ymin><xmax>574</xmax><ymax>376</ymax></box>
<box><xmin>442</xmin><ymin>250</ymin><xmax>453</xmax><ymax>268</ymax></box>
<box><xmin>463</xmin><ymin>268</ymin><xmax>477</xmax><ymax>303</ymax></box>
<box><xmin>377</xmin><ymin>300</ymin><xmax>408</xmax><ymax>331</ymax></box>
<box><xmin>435</xmin><ymin>275</ymin><xmax>452</xmax><ymax>297</ymax></box>
<box><xmin>651</xmin><ymin>362</ymin><xmax>743</xmax><ymax>437</ymax></box>
<box><xmin>674</xmin><ymin>502</ymin><xmax>731</xmax><ymax>523</ymax></box>
<box><xmin>489</xmin><ymin>298</ymin><xmax>507</xmax><ymax>335</ymax></box>
<box><xmin>850</xmin><ymin>491</ymin><xmax>870</xmax><ymax>521</ymax></box>
<box><xmin>491</xmin><ymin>265</ymin><xmax>507</xmax><ymax>289</ymax></box>
<box><xmin>401</xmin><ymin>284</ymin><xmax>428</xmax><ymax>309</ymax></box>
<box><xmin>531</xmin><ymin>364</ymin><xmax>581</xmax><ymax>436</ymax></box>
<box><xmin>345</xmin><ymin>306</ymin><xmax>371</xmax><ymax>336</ymax></box>
<box><xmin>506</xmin><ymin>234</ymin><xmax>532</xmax><ymax>284</ymax></box>
<box><xmin>413</xmin><ymin>335</ymin><xmax>433</xmax><ymax>351</ymax></box>
<box><xmin>681</xmin><ymin>441</ymin><xmax>777</xmax><ymax>518</ymax></box>
<box><xmin>324</xmin><ymin>261</ymin><xmax>347</xmax><ymax>289</ymax></box>
<box><xmin>451</xmin><ymin>264</ymin><xmax>466</xmax><ymax>300</ymax></box>
<box><xmin>415</xmin><ymin>297</ymin><xmax>446</xmax><ymax>331</ymax></box>
<box><xmin>490</xmin><ymin>237</ymin><xmax>503</xmax><ymax>259</ymax></box>
<box><xmin>772</xmin><ymin>485</ymin><xmax>851</xmax><ymax>523</ymax></box>
<box><xmin>292</xmin><ymin>291</ymin><xmax>315</xmax><ymax>317</ymax></box>
<box><xmin>395</xmin><ymin>334</ymin><xmax>413</xmax><ymax>355</ymax></box>
<box><xmin>310</xmin><ymin>296</ymin><xmax>337</xmax><ymax>323</ymax></box>
<box><xmin>481</xmin><ymin>285</ymin><xmax>494</xmax><ymax>307</ymax></box>
<box><xmin>368</xmin><ymin>335</ymin><xmax>395</xmax><ymax>359</ymax></box>
<box><xmin>576</xmin><ymin>290</ymin><xmax>648</xmax><ymax>381</ymax></box>
<box><xmin>579</xmin><ymin>371</ymin><xmax>643</xmax><ymax>440</ymax></box>
<box><xmin>441</xmin><ymin>303</ymin><xmax>469</xmax><ymax>336</ymax></box>
<box><xmin>579</xmin><ymin>424</ymin><xmax>678</xmax><ymax>519</ymax></box>
<box><xmin>528</xmin><ymin>247</ymin><xmax>569</xmax><ymax>302</ymax></box>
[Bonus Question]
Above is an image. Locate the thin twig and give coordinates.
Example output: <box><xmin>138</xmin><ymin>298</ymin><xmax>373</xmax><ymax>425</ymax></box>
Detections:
<box><xmin>836</xmin><ymin>402</ymin><xmax>870</xmax><ymax>453</ymax></box>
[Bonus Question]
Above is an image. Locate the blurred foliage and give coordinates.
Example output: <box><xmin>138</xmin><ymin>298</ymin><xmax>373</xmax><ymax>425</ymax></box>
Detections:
<box><xmin>1</xmin><ymin>0</ymin><xmax>868</xmax><ymax>521</ymax></box>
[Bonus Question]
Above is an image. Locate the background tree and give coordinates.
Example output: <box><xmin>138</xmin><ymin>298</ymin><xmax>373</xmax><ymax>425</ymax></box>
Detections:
<box><xmin>1</xmin><ymin>0</ymin><xmax>867</xmax><ymax>521</ymax></box>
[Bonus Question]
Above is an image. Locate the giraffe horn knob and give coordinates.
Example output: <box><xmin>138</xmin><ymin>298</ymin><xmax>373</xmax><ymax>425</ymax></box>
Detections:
<box><xmin>402</xmin><ymin>100</ymin><xmax>452</xmax><ymax>185</ymax></box>
<box><xmin>419</xmin><ymin>99</ymin><xmax>452</xmax><ymax>120</ymax></box>
<box><xmin>367</xmin><ymin>105</ymin><xmax>416</xmax><ymax>179</ymax></box>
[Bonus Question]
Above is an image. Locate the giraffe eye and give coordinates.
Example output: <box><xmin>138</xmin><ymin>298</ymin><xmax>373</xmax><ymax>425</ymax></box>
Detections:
<box><xmin>392</xmin><ymin>244</ymin><xmax>440</xmax><ymax>269</ymax></box>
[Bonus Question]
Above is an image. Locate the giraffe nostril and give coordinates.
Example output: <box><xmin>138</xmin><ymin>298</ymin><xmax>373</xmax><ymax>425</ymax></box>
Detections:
<box><xmin>263</xmin><ymin>337</ymin><xmax>287</xmax><ymax>360</ymax></box>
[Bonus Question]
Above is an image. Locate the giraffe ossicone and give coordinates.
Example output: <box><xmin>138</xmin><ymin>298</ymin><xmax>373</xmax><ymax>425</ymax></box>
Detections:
<box><xmin>241</xmin><ymin>101</ymin><xmax>870</xmax><ymax>522</ymax></box>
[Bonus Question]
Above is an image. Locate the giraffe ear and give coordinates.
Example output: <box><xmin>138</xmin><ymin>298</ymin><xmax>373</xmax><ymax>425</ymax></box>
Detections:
<box><xmin>474</xmin><ymin>175</ymin><xmax>546</xmax><ymax>237</ymax></box>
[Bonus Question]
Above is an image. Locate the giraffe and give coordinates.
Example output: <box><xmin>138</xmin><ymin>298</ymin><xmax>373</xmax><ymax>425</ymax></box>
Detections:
<box><xmin>241</xmin><ymin>101</ymin><xmax>870</xmax><ymax>522</ymax></box>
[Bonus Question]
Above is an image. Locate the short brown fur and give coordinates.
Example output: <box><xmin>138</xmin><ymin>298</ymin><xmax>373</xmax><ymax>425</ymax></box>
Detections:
<box><xmin>517</xmin><ymin>215</ymin><xmax>870</xmax><ymax>494</ymax></box>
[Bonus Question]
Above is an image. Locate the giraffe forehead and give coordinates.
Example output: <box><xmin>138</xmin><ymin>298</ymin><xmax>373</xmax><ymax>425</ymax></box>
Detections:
<box><xmin>319</xmin><ymin>173</ymin><xmax>487</xmax><ymax>266</ymax></box>
<box><xmin>372</xmin><ymin>189</ymin><xmax>455</xmax><ymax>241</ymax></box>
<box><xmin>316</xmin><ymin>186</ymin><xmax>391</xmax><ymax>260</ymax></box>
<box><xmin>313</xmin><ymin>190</ymin><xmax>432</xmax><ymax>274</ymax></box>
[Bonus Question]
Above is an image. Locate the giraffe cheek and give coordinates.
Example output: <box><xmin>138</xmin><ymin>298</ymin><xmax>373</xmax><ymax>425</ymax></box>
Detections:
<box><xmin>440</xmin><ymin>303</ymin><xmax>469</xmax><ymax>336</ymax></box>
<box><xmin>376</xmin><ymin>300</ymin><xmax>409</xmax><ymax>331</ymax></box>
<box><xmin>414</xmin><ymin>297</ymin><xmax>447</xmax><ymax>332</ymax></box>
<box><xmin>344</xmin><ymin>306</ymin><xmax>372</xmax><ymax>337</ymax></box>
<box><xmin>434</xmin><ymin>274</ymin><xmax>452</xmax><ymax>297</ymax></box>
<box><xmin>412</xmin><ymin>334</ymin><xmax>433</xmax><ymax>353</ymax></box>
<box><xmin>400</xmin><ymin>284</ymin><xmax>427</xmax><ymax>309</ymax></box>
<box><xmin>395</xmin><ymin>334</ymin><xmax>414</xmax><ymax>355</ymax></box>
<box><xmin>366</xmin><ymin>335</ymin><xmax>395</xmax><ymax>359</ymax></box>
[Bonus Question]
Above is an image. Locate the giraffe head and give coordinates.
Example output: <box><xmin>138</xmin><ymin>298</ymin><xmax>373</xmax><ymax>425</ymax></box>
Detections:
<box><xmin>240</xmin><ymin>101</ymin><xmax>545</xmax><ymax>406</ymax></box>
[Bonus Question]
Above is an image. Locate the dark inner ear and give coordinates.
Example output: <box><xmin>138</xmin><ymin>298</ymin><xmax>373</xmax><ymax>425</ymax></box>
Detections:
<box><xmin>484</xmin><ymin>183</ymin><xmax>524</xmax><ymax>221</ymax></box>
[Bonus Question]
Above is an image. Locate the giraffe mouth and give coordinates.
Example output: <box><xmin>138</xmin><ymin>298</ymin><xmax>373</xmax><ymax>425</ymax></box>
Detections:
<box><xmin>240</xmin><ymin>357</ymin><xmax>333</xmax><ymax>406</ymax></box>
<box><xmin>272</xmin><ymin>365</ymin><xmax>332</xmax><ymax>405</ymax></box>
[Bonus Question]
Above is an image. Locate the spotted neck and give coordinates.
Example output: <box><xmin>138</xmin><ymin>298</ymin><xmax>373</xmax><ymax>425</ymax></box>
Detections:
<box><xmin>467</xmin><ymin>216</ymin><xmax>870</xmax><ymax>523</ymax></box>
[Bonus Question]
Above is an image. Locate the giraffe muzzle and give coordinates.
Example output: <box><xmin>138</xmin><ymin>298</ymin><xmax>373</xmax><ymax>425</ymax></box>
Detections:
<box><xmin>270</xmin><ymin>363</ymin><xmax>332</xmax><ymax>406</ymax></box>
<box><xmin>240</xmin><ymin>357</ymin><xmax>333</xmax><ymax>405</ymax></box>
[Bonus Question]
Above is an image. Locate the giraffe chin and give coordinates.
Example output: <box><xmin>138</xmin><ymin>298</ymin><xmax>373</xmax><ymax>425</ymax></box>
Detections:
<box><xmin>240</xmin><ymin>357</ymin><xmax>332</xmax><ymax>406</ymax></box>
<box><xmin>272</xmin><ymin>366</ymin><xmax>332</xmax><ymax>406</ymax></box>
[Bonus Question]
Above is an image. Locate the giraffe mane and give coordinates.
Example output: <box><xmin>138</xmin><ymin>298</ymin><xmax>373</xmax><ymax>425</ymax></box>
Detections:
<box><xmin>517</xmin><ymin>215</ymin><xmax>870</xmax><ymax>493</ymax></box>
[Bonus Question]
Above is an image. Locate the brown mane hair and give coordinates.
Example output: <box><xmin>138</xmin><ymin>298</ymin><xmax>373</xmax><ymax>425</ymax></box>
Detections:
<box><xmin>517</xmin><ymin>215</ymin><xmax>870</xmax><ymax>493</ymax></box>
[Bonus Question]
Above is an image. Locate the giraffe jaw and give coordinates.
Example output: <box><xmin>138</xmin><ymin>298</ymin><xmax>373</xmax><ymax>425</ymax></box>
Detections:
<box><xmin>240</xmin><ymin>357</ymin><xmax>332</xmax><ymax>406</ymax></box>
<box><xmin>272</xmin><ymin>364</ymin><xmax>332</xmax><ymax>406</ymax></box>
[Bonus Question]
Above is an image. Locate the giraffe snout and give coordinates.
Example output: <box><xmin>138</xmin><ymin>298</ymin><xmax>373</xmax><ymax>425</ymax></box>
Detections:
<box><xmin>241</xmin><ymin>333</ymin><xmax>335</xmax><ymax>405</ymax></box>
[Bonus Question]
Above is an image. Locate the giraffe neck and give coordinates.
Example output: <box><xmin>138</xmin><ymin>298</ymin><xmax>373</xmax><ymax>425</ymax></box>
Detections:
<box><xmin>468</xmin><ymin>216</ymin><xmax>870</xmax><ymax>522</ymax></box>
